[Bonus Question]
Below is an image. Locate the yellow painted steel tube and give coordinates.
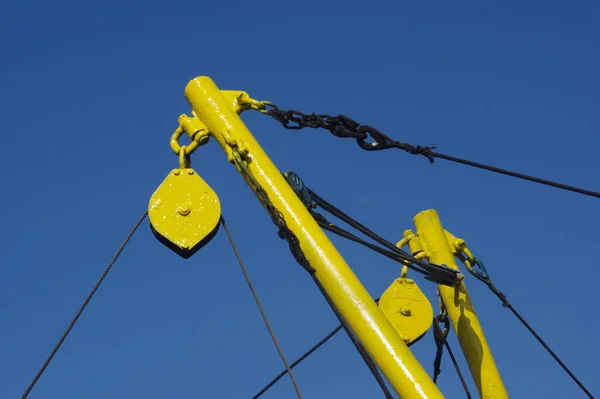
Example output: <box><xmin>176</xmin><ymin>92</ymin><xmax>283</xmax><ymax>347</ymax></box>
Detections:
<box><xmin>185</xmin><ymin>76</ymin><xmax>444</xmax><ymax>399</ymax></box>
<box><xmin>413</xmin><ymin>210</ymin><xmax>508</xmax><ymax>399</ymax></box>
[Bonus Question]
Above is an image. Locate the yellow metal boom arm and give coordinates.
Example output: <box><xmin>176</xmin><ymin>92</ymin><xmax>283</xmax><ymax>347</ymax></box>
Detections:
<box><xmin>184</xmin><ymin>76</ymin><xmax>444</xmax><ymax>399</ymax></box>
<box><xmin>408</xmin><ymin>210</ymin><xmax>508</xmax><ymax>398</ymax></box>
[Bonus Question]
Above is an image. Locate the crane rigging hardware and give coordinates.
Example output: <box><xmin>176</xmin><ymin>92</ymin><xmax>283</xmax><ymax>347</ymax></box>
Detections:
<box><xmin>148</xmin><ymin>76</ymin><xmax>502</xmax><ymax>399</ymax></box>
<box><xmin>21</xmin><ymin>76</ymin><xmax>596</xmax><ymax>399</ymax></box>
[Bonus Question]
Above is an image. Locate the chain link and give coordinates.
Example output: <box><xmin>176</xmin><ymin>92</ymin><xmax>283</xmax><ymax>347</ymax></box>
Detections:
<box><xmin>240</xmin><ymin>97</ymin><xmax>600</xmax><ymax>200</ymax></box>
<box><xmin>245</xmin><ymin>100</ymin><xmax>437</xmax><ymax>161</ymax></box>
<box><xmin>453</xmin><ymin>242</ymin><xmax>509</xmax><ymax>307</ymax></box>
<box><xmin>231</xmin><ymin>149</ymin><xmax>315</xmax><ymax>274</ymax></box>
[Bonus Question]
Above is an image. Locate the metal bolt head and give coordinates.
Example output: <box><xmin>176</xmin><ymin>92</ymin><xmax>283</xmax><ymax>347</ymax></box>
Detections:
<box><xmin>173</xmin><ymin>170</ymin><xmax>180</xmax><ymax>175</ymax></box>
<box><xmin>177</xmin><ymin>205</ymin><xmax>191</xmax><ymax>216</ymax></box>
<box><xmin>400</xmin><ymin>307</ymin><xmax>412</xmax><ymax>316</ymax></box>
<box><xmin>187</xmin><ymin>169</ymin><xmax>194</xmax><ymax>175</ymax></box>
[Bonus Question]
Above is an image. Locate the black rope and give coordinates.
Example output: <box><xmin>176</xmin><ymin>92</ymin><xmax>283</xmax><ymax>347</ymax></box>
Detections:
<box><xmin>313</xmin><ymin>213</ymin><xmax>428</xmax><ymax>276</ymax></box>
<box><xmin>310</xmin><ymin>207</ymin><xmax>416</xmax><ymax>265</ymax></box>
<box><xmin>465</xmin><ymin>259</ymin><xmax>595</xmax><ymax>399</ymax></box>
<box><xmin>221</xmin><ymin>217</ymin><xmax>304</xmax><ymax>399</ymax></box>
<box><xmin>307</xmin><ymin>189</ymin><xmax>409</xmax><ymax>257</ymax></box>
<box><xmin>490</xmin><ymin>282</ymin><xmax>594</xmax><ymax>399</ymax></box>
<box><xmin>443</xmin><ymin>341</ymin><xmax>472</xmax><ymax>398</ymax></box>
<box><xmin>432</xmin><ymin>314</ymin><xmax>450</xmax><ymax>383</ymax></box>
<box><xmin>261</xmin><ymin>104</ymin><xmax>600</xmax><ymax>200</ymax></box>
<box><xmin>235</xmin><ymin>154</ymin><xmax>391</xmax><ymax>396</ymax></box>
<box><xmin>252</xmin><ymin>325</ymin><xmax>344</xmax><ymax>399</ymax></box>
<box><xmin>252</xmin><ymin>296</ymin><xmax>384</xmax><ymax>399</ymax></box>
<box><xmin>348</xmin><ymin>332</ymin><xmax>395</xmax><ymax>399</ymax></box>
<box><xmin>431</xmin><ymin>151</ymin><xmax>600</xmax><ymax>200</ymax></box>
<box><xmin>282</xmin><ymin>170</ymin><xmax>458</xmax><ymax>285</ymax></box>
<box><xmin>21</xmin><ymin>211</ymin><xmax>148</xmax><ymax>399</ymax></box>
<box><xmin>432</xmin><ymin>313</ymin><xmax>472</xmax><ymax>398</ymax></box>
<box><xmin>307</xmin><ymin>188</ymin><xmax>459</xmax><ymax>286</ymax></box>
<box><xmin>315</xmin><ymin>214</ymin><xmax>454</xmax><ymax>285</ymax></box>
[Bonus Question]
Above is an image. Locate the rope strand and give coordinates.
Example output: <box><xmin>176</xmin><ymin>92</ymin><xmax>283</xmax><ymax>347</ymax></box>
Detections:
<box><xmin>307</xmin><ymin>189</ymin><xmax>459</xmax><ymax>286</ymax></box>
<box><xmin>486</xmin><ymin>282</ymin><xmax>595</xmax><ymax>399</ymax></box>
<box><xmin>443</xmin><ymin>341</ymin><xmax>472</xmax><ymax>399</ymax></box>
<box><xmin>252</xmin><ymin>325</ymin><xmax>344</xmax><ymax>399</ymax></box>
<box><xmin>431</xmin><ymin>151</ymin><xmax>600</xmax><ymax>199</ymax></box>
<box><xmin>465</xmin><ymin>260</ymin><xmax>595</xmax><ymax>399</ymax></box>
<box><xmin>252</xmin><ymin>297</ymin><xmax>385</xmax><ymax>398</ymax></box>
<box><xmin>21</xmin><ymin>211</ymin><xmax>148</xmax><ymax>399</ymax></box>
<box><xmin>221</xmin><ymin>217</ymin><xmax>303</xmax><ymax>399</ymax></box>
<box><xmin>311</xmin><ymin>281</ymin><xmax>394</xmax><ymax>399</ymax></box>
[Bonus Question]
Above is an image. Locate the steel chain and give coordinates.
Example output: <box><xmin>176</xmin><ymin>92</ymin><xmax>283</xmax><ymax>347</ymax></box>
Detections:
<box><xmin>231</xmin><ymin>149</ymin><xmax>315</xmax><ymax>274</ymax></box>
<box><xmin>260</xmin><ymin>103</ymin><xmax>436</xmax><ymax>161</ymax></box>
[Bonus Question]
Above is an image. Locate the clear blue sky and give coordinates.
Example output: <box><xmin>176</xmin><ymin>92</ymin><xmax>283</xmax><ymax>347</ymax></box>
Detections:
<box><xmin>1</xmin><ymin>1</ymin><xmax>598</xmax><ymax>398</ymax></box>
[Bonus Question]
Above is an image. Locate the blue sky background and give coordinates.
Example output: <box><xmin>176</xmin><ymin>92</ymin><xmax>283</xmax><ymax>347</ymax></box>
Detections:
<box><xmin>1</xmin><ymin>1</ymin><xmax>598</xmax><ymax>398</ymax></box>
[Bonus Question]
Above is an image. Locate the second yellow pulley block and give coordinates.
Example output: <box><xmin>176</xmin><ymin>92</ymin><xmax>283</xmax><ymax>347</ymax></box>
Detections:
<box><xmin>149</xmin><ymin>168</ymin><xmax>221</xmax><ymax>258</ymax></box>
<box><xmin>378</xmin><ymin>278</ymin><xmax>433</xmax><ymax>346</ymax></box>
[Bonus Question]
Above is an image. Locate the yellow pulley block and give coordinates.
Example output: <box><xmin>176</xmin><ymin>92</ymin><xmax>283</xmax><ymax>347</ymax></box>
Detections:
<box><xmin>378</xmin><ymin>278</ymin><xmax>433</xmax><ymax>346</ymax></box>
<box><xmin>148</xmin><ymin>168</ymin><xmax>221</xmax><ymax>259</ymax></box>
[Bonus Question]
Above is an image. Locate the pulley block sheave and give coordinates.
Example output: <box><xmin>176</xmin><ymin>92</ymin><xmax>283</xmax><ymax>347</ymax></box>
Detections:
<box><xmin>148</xmin><ymin>168</ymin><xmax>221</xmax><ymax>258</ymax></box>
<box><xmin>378</xmin><ymin>278</ymin><xmax>433</xmax><ymax>346</ymax></box>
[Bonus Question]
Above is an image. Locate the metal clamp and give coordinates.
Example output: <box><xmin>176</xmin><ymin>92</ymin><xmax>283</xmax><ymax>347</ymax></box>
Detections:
<box><xmin>170</xmin><ymin>114</ymin><xmax>210</xmax><ymax>157</ymax></box>
<box><xmin>237</xmin><ymin>95</ymin><xmax>274</xmax><ymax>114</ymax></box>
<box><xmin>451</xmin><ymin>237</ymin><xmax>492</xmax><ymax>284</ymax></box>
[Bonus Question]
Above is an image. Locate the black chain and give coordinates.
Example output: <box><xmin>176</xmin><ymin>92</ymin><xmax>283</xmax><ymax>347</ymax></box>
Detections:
<box><xmin>261</xmin><ymin>103</ymin><xmax>600</xmax><ymax>200</ymax></box>
<box><xmin>264</xmin><ymin>104</ymin><xmax>436</xmax><ymax>160</ymax></box>
<box><xmin>232</xmin><ymin>150</ymin><xmax>315</xmax><ymax>274</ymax></box>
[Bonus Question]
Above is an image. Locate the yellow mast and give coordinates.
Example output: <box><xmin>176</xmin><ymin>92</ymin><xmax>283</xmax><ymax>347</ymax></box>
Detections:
<box><xmin>407</xmin><ymin>210</ymin><xmax>508</xmax><ymax>398</ymax></box>
<box><xmin>182</xmin><ymin>76</ymin><xmax>444</xmax><ymax>399</ymax></box>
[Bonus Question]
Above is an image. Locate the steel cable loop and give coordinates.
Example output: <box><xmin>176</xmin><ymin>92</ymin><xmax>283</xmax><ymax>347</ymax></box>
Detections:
<box><xmin>432</xmin><ymin>313</ymin><xmax>450</xmax><ymax>383</ymax></box>
<box><xmin>432</xmin><ymin>304</ymin><xmax>472</xmax><ymax>398</ymax></box>
<box><xmin>314</xmin><ymin>214</ymin><xmax>428</xmax><ymax>276</ymax></box>
<box><xmin>306</xmin><ymin>188</ymin><xmax>460</xmax><ymax>286</ymax></box>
